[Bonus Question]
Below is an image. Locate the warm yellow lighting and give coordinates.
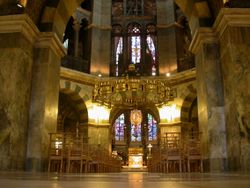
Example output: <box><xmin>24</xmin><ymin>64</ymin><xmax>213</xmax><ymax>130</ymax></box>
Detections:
<box><xmin>88</xmin><ymin>104</ymin><xmax>110</xmax><ymax>123</ymax></box>
<box><xmin>166</xmin><ymin>72</ymin><xmax>171</xmax><ymax>77</ymax></box>
<box><xmin>93</xmin><ymin>65</ymin><xmax>177</xmax><ymax>108</ymax></box>
<box><xmin>17</xmin><ymin>0</ymin><xmax>27</xmax><ymax>7</ymax></box>
<box><xmin>17</xmin><ymin>3</ymin><xmax>23</xmax><ymax>8</ymax></box>
<box><xmin>130</xmin><ymin>109</ymin><xmax>142</xmax><ymax>125</ymax></box>
<box><xmin>129</xmin><ymin>155</ymin><xmax>143</xmax><ymax>168</ymax></box>
<box><xmin>159</xmin><ymin>104</ymin><xmax>180</xmax><ymax>123</ymax></box>
<box><xmin>55</xmin><ymin>140</ymin><xmax>62</xmax><ymax>149</ymax></box>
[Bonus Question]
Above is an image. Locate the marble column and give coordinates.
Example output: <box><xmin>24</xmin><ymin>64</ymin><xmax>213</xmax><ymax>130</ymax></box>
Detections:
<box><xmin>0</xmin><ymin>14</ymin><xmax>35</xmax><ymax>170</ymax></box>
<box><xmin>190</xmin><ymin>28</ymin><xmax>227</xmax><ymax>172</ymax></box>
<box><xmin>90</xmin><ymin>0</ymin><xmax>112</xmax><ymax>76</ymax></box>
<box><xmin>26</xmin><ymin>33</ymin><xmax>66</xmax><ymax>172</ymax></box>
<box><xmin>214</xmin><ymin>8</ymin><xmax>250</xmax><ymax>171</ymax></box>
<box><xmin>156</xmin><ymin>0</ymin><xmax>178</xmax><ymax>75</ymax></box>
<box><xmin>73</xmin><ymin>22</ymin><xmax>81</xmax><ymax>57</ymax></box>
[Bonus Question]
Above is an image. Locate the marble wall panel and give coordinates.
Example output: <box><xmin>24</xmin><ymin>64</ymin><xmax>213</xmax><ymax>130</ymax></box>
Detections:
<box><xmin>0</xmin><ymin>34</ymin><xmax>33</xmax><ymax>170</ymax></box>
<box><xmin>220</xmin><ymin>26</ymin><xmax>250</xmax><ymax>171</ymax></box>
<box><xmin>88</xmin><ymin>125</ymin><xmax>110</xmax><ymax>151</ymax></box>
<box><xmin>157</xmin><ymin>0</ymin><xmax>178</xmax><ymax>75</ymax></box>
<box><xmin>90</xmin><ymin>28</ymin><xmax>111</xmax><ymax>76</ymax></box>
<box><xmin>90</xmin><ymin>0</ymin><xmax>111</xmax><ymax>76</ymax></box>
<box><xmin>158</xmin><ymin>28</ymin><xmax>178</xmax><ymax>75</ymax></box>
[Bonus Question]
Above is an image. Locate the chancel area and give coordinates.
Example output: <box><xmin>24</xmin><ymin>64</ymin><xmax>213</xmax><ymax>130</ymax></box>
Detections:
<box><xmin>0</xmin><ymin>0</ymin><xmax>250</xmax><ymax>177</ymax></box>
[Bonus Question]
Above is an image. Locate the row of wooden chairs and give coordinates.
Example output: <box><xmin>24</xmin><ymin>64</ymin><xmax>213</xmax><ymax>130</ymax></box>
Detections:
<box><xmin>48</xmin><ymin>133</ymin><xmax>121</xmax><ymax>173</ymax></box>
<box><xmin>148</xmin><ymin>132</ymin><xmax>203</xmax><ymax>173</ymax></box>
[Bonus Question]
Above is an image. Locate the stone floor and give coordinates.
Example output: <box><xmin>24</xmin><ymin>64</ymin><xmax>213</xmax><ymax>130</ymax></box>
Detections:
<box><xmin>0</xmin><ymin>172</ymin><xmax>250</xmax><ymax>188</ymax></box>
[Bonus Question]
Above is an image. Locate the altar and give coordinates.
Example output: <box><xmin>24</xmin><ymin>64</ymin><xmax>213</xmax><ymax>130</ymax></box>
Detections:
<box><xmin>128</xmin><ymin>148</ymin><xmax>143</xmax><ymax>168</ymax></box>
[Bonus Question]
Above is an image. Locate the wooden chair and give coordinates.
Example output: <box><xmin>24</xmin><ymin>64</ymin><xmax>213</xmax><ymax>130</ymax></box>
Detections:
<box><xmin>165</xmin><ymin>132</ymin><xmax>183</xmax><ymax>173</ymax></box>
<box><xmin>186</xmin><ymin>139</ymin><xmax>203</xmax><ymax>172</ymax></box>
<box><xmin>149</xmin><ymin>147</ymin><xmax>161</xmax><ymax>172</ymax></box>
<box><xmin>82</xmin><ymin>143</ymin><xmax>92</xmax><ymax>172</ymax></box>
<box><xmin>66</xmin><ymin>136</ymin><xmax>84</xmax><ymax>173</ymax></box>
<box><xmin>48</xmin><ymin>133</ymin><xmax>64</xmax><ymax>173</ymax></box>
<box><xmin>88</xmin><ymin>145</ymin><xmax>103</xmax><ymax>173</ymax></box>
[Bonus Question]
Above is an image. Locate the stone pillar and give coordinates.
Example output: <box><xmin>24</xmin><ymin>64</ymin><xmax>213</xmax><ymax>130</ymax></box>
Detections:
<box><xmin>90</xmin><ymin>0</ymin><xmax>112</xmax><ymax>76</ymax></box>
<box><xmin>26</xmin><ymin>33</ymin><xmax>66</xmax><ymax>172</ymax></box>
<box><xmin>0</xmin><ymin>14</ymin><xmax>35</xmax><ymax>170</ymax></box>
<box><xmin>156</xmin><ymin>0</ymin><xmax>178</xmax><ymax>75</ymax></box>
<box><xmin>141</xmin><ymin>0</ymin><xmax>144</xmax><ymax>15</ymax></box>
<box><xmin>73</xmin><ymin>22</ymin><xmax>81</xmax><ymax>57</ymax></box>
<box><xmin>122</xmin><ymin>27</ymin><xmax>128</xmax><ymax>73</ymax></box>
<box><xmin>123</xmin><ymin>0</ymin><xmax>127</xmax><ymax>16</ymax></box>
<box><xmin>140</xmin><ymin>25</ymin><xmax>147</xmax><ymax>75</ymax></box>
<box><xmin>214</xmin><ymin>8</ymin><xmax>250</xmax><ymax>171</ymax></box>
<box><xmin>190</xmin><ymin>28</ymin><xmax>227</xmax><ymax>172</ymax></box>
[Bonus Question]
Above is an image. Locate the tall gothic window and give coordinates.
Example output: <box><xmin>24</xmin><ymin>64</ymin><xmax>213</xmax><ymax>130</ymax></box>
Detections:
<box><xmin>146</xmin><ymin>24</ymin><xmax>157</xmax><ymax>75</ymax></box>
<box><xmin>115</xmin><ymin>38</ymin><xmax>123</xmax><ymax>76</ymax></box>
<box><xmin>131</xmin><ymin>123</ymin><xmax>142</xmax><ymax>142</ymax></box>
<box><xmin>114</xmin><ymin>113</ymin><xmax>125</xmax><ymax>141</ymax></box>
<box><xmin>147</xmin><ymin>114</ymin><xmax>157</xmax><ymax>141</ymax></box>
<box><xmin>111</xmin><ymin>23</ymin><xmax>157</xmax><ymax>76</ymax></box>
<box><xmin>128</xmin><ymin>23</ymin><xmax>141</xmax><ymax>65</ymax></box>
<box><xmin>112</xmin><ymin>25</ymin><xmax>123</xmax><ymax>76</ymax></box>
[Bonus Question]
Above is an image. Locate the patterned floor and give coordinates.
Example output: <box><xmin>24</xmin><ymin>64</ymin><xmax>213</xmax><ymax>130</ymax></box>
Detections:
<box><xmin>0</xmin><ymin>172</ymin><xmax>250</xmax><ymax>188</ymax></box>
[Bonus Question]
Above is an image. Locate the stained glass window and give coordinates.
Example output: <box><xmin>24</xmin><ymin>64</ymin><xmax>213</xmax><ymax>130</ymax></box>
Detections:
<box><xmin>148</xmin><ymin>114</ymin><xmax>157</xmax><ymax>141</ymax></box>
<box><xmin>114</xmin><ymin>113</ymin><xmax>125</xmax><ymax>141</ymax></box>
<box><xmin>131</xmin><ymin>33</ymin><xmax>141</xmax><ymax>63</ymax></box>
<box><xmin>131</xmin><ymin>123</ymin><xmax>141</xmax><ymax>142</ymax></box>
<box><xmin>147</xmin><ymin>36</ymin><xmax>156</xmax><ymax>62</ymax></box>
<box><xmin>146</xmin><ymin>24</ymin><xmax>157</xmax><ymax>75</ymax></box>
<box><xmin>112</xmin><ymin>23</ymin><xmax>158</xmax><ymax>76</ymax></box>
<box><xmin>128</xmin><ymin>24</ymin><xmax>141</xmax><ymax>64</ymax></box>
<box><xmin>63</xmin><ymin>39</ymin><xmax>69</xmax><ymax>49</ymax></box>
<box><xmin>115</xmin><ymin>37</ymin><xmax>123</xmax><ymax>76</ymax></box>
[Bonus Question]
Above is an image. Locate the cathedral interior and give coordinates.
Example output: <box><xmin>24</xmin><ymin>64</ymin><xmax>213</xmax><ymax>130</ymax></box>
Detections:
<box><xmin>0</xmin><ymin>1</ymin><xmax>250</xmax><ymax>182</ymax></box>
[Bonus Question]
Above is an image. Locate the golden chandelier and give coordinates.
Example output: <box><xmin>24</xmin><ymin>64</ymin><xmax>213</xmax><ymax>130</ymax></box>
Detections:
<box><xmin>92</xmin><ymin>65</ymin><xmax>177</xmax><ymax>108</ymax></box>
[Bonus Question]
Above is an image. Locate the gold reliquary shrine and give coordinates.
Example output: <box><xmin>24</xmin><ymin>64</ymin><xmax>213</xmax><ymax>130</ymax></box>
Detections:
<box><xmin>128</xmin><ymin>148</ymin><xmax>144</xmax><ymax>168</ymax></box>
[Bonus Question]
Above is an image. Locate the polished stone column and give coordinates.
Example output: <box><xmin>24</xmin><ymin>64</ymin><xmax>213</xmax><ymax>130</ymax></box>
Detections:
<box><xmin>73</xmin><ymin>22</ymin><xmax>81</xmax><ymax>57</ymax></box>
<box><xmin>214</xmin><ymin>8</ymin><xmax>250</xmax><ymax>171</ymax></box>
<box><xmin>156</xmin><ymin>0</ymin><xmax>178</xmax><ymax>75</ymax></box>
<box><xmin>190</xmin><ymin>28</ymin><xmax>227</xmax><ymax>172</ymax></box>
<box><xmin>26</xmin><ymin>33</ymin><xmax>65</xmax><ymax>172</ymax></box>
<box><xmin>90</xmin><ymin>0</ymin><xmax>112</xmax><ymax>76</ymax></box>
<box><xmin>122</xmin><ymin>28</ymin><xmax>128</xmax><ymax>73</ymax></box>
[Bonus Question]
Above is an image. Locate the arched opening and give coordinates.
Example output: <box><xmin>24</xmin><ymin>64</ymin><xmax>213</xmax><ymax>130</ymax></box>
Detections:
<box><xmin>57</xmin><ymin>92</ymin><xmax>88</xmax><ymax>141</ymax></box>
<box><xmin>110</xmin><ymin>108</ymin><xmax>159</xmax><ymax>168</ymax></box>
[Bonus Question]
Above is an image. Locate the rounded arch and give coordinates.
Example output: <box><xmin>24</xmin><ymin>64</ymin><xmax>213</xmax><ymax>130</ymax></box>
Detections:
<box><xmin>146</xmin><ymin>23</ymin><xmax>157</xmax><ymax>34</ymax></box>
<box><xmin>59</xmin><ymin>80</ymin><xmax>91</xmax><ymax>123</ymax></box>
<box><xmin>112</xmin><ymin>24</ymin><xmax>123</xmax><ymax>34</ymax></box>
<box><xmin>127</xmin><ymin>22</ymin><xmax>141</xmax><ymax>33</ymax></box>
<box><xmin>180</xmin><ymin>84</ymin><xmax>197</xmax><ymax>123</ymax></box>
<box><xmin>39</xmin><ymin>0</ymin><xmax>89</xmax><ymax>40</ymax></box>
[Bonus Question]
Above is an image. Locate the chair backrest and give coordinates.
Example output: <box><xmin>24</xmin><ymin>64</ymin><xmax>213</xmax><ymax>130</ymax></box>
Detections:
<box><xmin>49</xmin><ymin>133</ymin><xmax>64</xmax><ymax>156</ymax></box>
<box><xmin>187</xmin><ymin>139</ymin><xmax>201</xmax><ymax>156</ymax></box>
